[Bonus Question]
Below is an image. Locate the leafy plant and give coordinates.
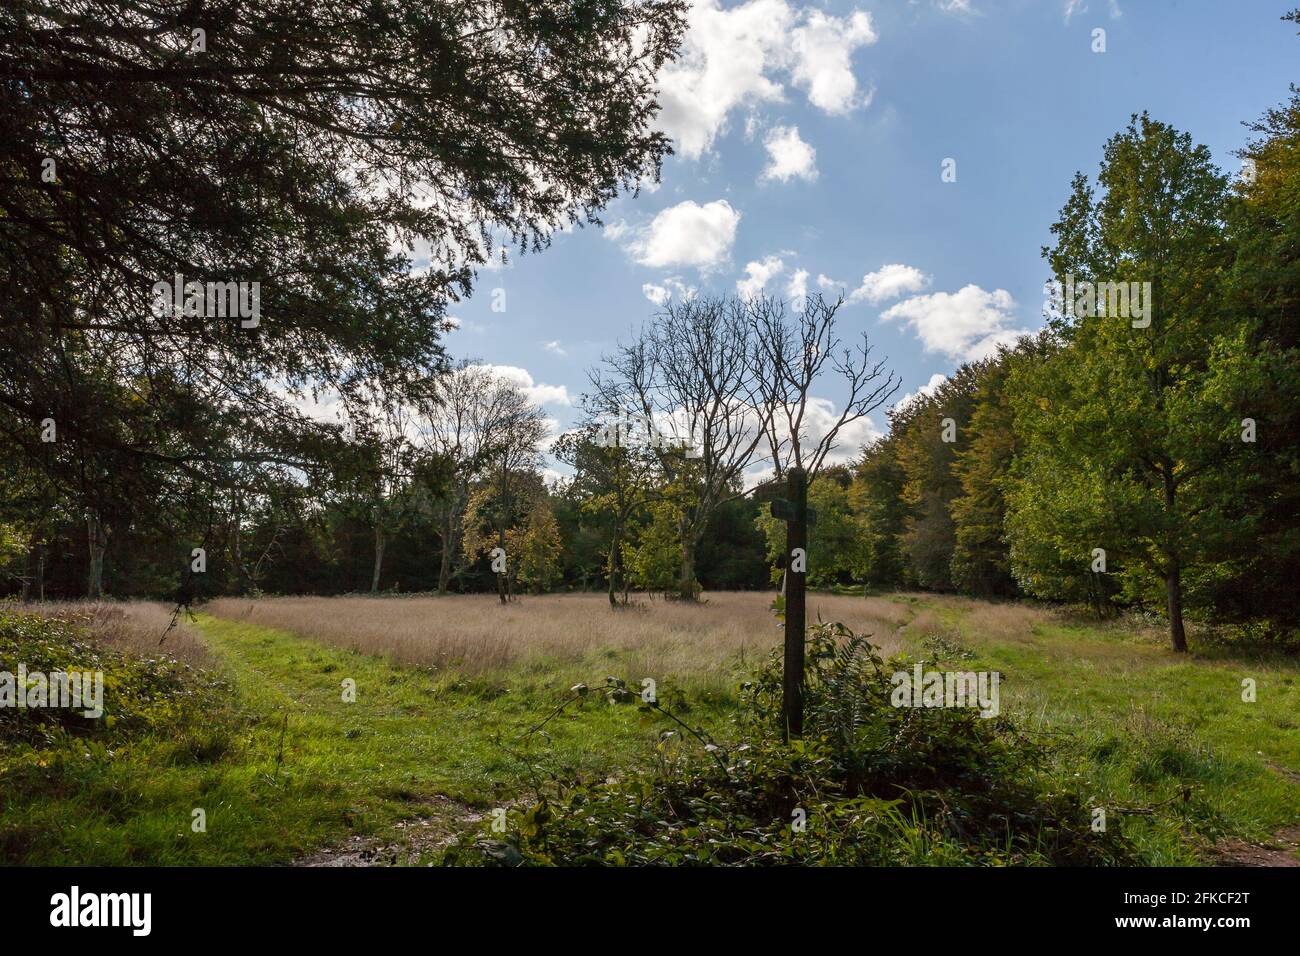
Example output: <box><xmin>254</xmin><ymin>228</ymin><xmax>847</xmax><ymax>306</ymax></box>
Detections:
<box><xmin>443</xmin><ymin>621</ymin><xmax>1133</xmax><ymax>866</ymax></box>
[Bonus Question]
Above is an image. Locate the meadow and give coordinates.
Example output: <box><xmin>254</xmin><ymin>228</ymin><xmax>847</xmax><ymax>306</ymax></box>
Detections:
<box><xmin>2</xmin><ymin>592</ymin><xmax>1297</xmax><ymax>866</ymax></box>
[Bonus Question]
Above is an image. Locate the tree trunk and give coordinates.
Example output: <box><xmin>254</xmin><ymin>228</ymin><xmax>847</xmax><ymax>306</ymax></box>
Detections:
<box><xmin>607</xmin><ymin>518</ymin><xmax>623</xmax><ymax>607</ymax></box>
<box><xmin>1166</xmin><ymin>561</ymin><xmax>1188</xmax><ymax>653</ymax></box>
<box><xmin>677</xmin><ymin>523</ymin><xmax>697</xmax><ymax>601</ymax></box>
<box><xmin>370</xmin><ymin>523</ymin><xmax>385</xmax><ymax>593</ymax></box>
<box><xmin>86</xmin><ymin>514</ymin><xmax>108</xmax><ymax>598</ymax></box>
<box><xmin>35</xmin><ymin>545</ymin><xmax>45</xmax><ymax>601</ymax></box>
<box><xmin>437</xmin><ymin>516</ymin><xmax>454</xmax><ymax>594</ymax></box>
<box><xmin>1161</xmin><ymin>466</ymin><xmax>1187</xmax><ymax>653</ymax></box>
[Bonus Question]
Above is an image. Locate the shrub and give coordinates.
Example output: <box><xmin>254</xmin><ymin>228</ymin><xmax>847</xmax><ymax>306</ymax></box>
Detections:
<box><xmin>0</xmin><ymin>609</ymin><xmax>229</xmax><ymax>749</ymax></box>
<box><xmin>443</xmin><ymin>621</ymin><xmax>1134</xmax><ymax>865</ymax></box>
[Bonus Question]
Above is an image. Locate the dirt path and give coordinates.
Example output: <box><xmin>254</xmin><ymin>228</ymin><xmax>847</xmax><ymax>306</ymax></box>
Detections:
<box><xmin>296</xmin><ymin>796</ymin><xmax>485</xmax><ymax>867</ymax></box>
<box><xmin>1213</xmin><ymin>826</ymin><xmax>1300</xmax><ymax>867</ymax></box>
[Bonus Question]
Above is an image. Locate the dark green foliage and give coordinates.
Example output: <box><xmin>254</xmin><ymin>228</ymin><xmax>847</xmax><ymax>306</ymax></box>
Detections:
<box><xmin>0</xmin><ymin>0</ymin><xmax>687</xmax><ymax>591</ymax></box>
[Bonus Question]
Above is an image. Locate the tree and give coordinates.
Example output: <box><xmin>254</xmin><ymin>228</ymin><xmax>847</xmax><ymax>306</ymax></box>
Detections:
<box><xmin>1214</xmin><ymin>25</ymin><xmax>1300</xmax><ymax>631</ymax></box>
<box><xmin>1014</xmin><ymin>114</ymin><xmax>1259</xmax><ymax>651</ymax></box>
<box><xmin>456</xmin><ymin>380</ymin><xmax>548</xmax><ymax>603</ymax></box>
<box><xmin>746</xmin><ymin>294</ymin><xmax>899</xmax><ymax>480</ymax></box>
<box><xmin>514</xmin><ymin>497</ymin><xmax>564</xmax><ymax>595</ymax></box>
<box><xmin>553</xmin><ymin>408</ymin><xmax>663</xmax><ymax>606</ymax></box>
<box><xmin>890</xmin><ymin>368</ymin><xmax>979</xmax><ymax>591</ymax></box>
<box><xmin>595</xmin><ymin>295</ymin><xmax>769</xmax><ymax>600</ymax></box>
<box><xmin>949</xmin><ymin>339</ymin><xmax>1052</xmax><ymax>597</ymax></box>
<box><xmin>420</xmin><ymin>363</ymin><xmax>517</xmax><ymax>594</ymax></box>
<box><xmin>0</xmin><ymin>0</ymin><xmax>687</xmax><ymax>564</ymax></box>
<box><xmin>852</xmin><ymin>435</ymin><xmax>909</xmax><ymax>591</ymax></box>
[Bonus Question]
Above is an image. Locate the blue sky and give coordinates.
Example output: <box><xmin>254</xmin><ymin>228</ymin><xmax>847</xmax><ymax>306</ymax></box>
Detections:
<box><xmin>439</xmin><ymin>0</ymin><xmax>1297</xmax><ymax>469</ymax></box>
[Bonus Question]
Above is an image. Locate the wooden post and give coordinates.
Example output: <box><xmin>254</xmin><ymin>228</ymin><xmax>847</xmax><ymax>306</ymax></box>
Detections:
<box><xmin>782</xmin><ymin>467</ymin><xmax>807</xmax><ymax>740</ymax></box>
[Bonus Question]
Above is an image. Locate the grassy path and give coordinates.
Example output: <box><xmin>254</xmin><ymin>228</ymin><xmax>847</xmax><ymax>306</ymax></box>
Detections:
<box><xmin>2</xmin><ymin>613</ymin><xmax>664</xmax><ymax>865</ymax></box>
<box><xmin>5</xmin><ymin>594</ymin><xmax>1296</xmax><ymax>865</ymax></box>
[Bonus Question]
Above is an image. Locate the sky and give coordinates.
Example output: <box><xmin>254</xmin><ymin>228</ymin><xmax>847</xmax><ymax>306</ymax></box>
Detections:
<box><xmin>433</xmin><ymin>0</ymin><xmax>1298</xmax><ymax>476</ymax></box>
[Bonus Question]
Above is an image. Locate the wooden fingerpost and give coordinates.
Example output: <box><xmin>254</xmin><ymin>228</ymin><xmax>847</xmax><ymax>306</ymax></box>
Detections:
<box><xmin>771</xmin><ymin>466</ymin><xmax>814</xmax><ymax>741</ymax></box>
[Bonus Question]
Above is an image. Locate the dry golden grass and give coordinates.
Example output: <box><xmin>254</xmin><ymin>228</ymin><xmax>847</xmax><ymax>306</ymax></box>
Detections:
<box><xmin>896</xmin><ymin>596</ymin><xmax>1056</xmax><ymax>645</ymax></box>
<box><xmin>23</xmin><ymin>600</ymin><xmax>212</xmax><ymax>667</ymax></box>
<box><xmin>205</xmin><ymin>591</ymin><xmax>910</xmax><ymax>680</ymax></box>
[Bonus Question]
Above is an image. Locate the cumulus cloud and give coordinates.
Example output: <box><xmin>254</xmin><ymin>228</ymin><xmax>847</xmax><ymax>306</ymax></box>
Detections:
<box><xmin>542</xmin><ymin>340</ymin><xmax>567</xmax><ymax>357</ymax></box>
<box><xmin>737</xmin><ymin>255</ymin><xmax>786</xmax><ymax>298</ymax></box>
<box><xmin>820</xmin><ymin>263</ymin><xmax>931</xmax><ymax>306</ymax></box>
<box><xmin>789</xmin><ymin>10</ymin><xmax>877</xmax><ymax>114</ymax></box>
<box><xmin>625</xmin><ymin>199</ymin><xmax>741</xmax><ymax>272</ymax></box>
<box><xmin>657</xmin><ymin>1</ymin><xmax>878</xmax><ymax>160</ymax></box>
<box><xmin>474</xmin><ymin>364</ymin><xmax>573</xmax><ymax>407</ymax></box>
<box><xmin>787</xmin><ymin>267</ymin><xmax>809</xmax><ymax>302</ymax></box>
<box><xmin>742</xmin><ymin>396</ymin><xmax>885</xmax><ymax>485</ymax></box>
<box><xmin>760</xmin><ymin>125</ymin><xmax>817</xmax><ymax>182</ymax></box>
<box><xmin>880</xmin><ymin>284</ymin><xmax>1029</xmax><ymax>361</ymax></box>
<box><xmin>893</xmin><ymin>372</ymin><xmax>948</xmax><ymax>412</ymax></box>
<box><xmin>642</xmin><ymin>276</ymin><xmax>697</xmax><ymax>306</ymax></box>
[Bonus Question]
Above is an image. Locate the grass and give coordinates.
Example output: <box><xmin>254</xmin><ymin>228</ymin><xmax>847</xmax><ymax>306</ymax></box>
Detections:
<box><xmin>888</xmin><ymin>592</ymin><xmax>1300</xmax><ymax>864</ymax></box>
<box><xmin>205</xmin><ymin>592</ymin><xmax>910</xmax><ymax>683</ymax></box>
<box><xmin>0</xmin><ymin>607</ymin><xmax>730</xmax><ymax>864</ymax></box>
<box><xmin>3</xmin><ymin>590</ymin><xmax>1297</xmax><ymax>865</ymax></box>
<box><xmin>23</xmin><ymin>599</ymin><xmax>212</xmax><ymax>666</ymax></box>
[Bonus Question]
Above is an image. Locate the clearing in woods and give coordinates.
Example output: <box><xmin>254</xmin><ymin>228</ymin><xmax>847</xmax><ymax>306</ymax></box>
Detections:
<box><xmin>5</xmin><ymin>592</ymin><xmax>1298</xmax><ymax>865</ymax></box>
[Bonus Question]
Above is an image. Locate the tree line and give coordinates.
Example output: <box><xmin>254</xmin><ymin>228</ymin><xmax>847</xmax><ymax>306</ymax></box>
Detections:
<box><xmin>2</xmin><ymin>6</ymin><xmax>1296</xmax><ymax>654</ymax></box>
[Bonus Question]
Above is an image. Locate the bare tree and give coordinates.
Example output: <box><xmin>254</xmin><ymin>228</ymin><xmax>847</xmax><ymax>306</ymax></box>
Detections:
<box><xmin>746</xmin><ymin>293</ymin><xmax>901</xmax><ymax>480</ymax></box>
<box><xmin>595</xmin><ymin>296</ymin><xmax>774</xmax><ymax>600</ymax></box>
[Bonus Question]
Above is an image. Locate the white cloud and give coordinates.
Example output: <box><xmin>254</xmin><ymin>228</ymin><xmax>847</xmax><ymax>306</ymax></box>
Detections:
<box><xmin>789</xmin><ymin>10</ymin><xmax>877</xmax><ymax>114</ymax></box>
<box><xmin>880</xmin><ymin>284</ymin><xmax>1028</xmax><ymax>361</ymax></box>
<box><xmin>643</xmin><ymin>282</ymin><xmax>672</xmax><ymax>306</ymax></box>
<box><xmin>760</xmin><ymin>125</ymin><xmax>817</xmax><ymax>183</ymax></box>
<box><xmin>742</xmin><ymin>396</ymin><xmax>885</xmax><ymax>485</ymax></box>
<box><xmin>542</xmin><ymin>340</ymin><xmax>567</xmax><ymax>357</ymax></box>
<box><xmin>625</xmin><ymin>199</ymin><xmax>740</xmax><ymax>272</ymax></box>
<box><xmin>475</xmin><ymin>364</ymin><xmax>573</xmax><ymax>407</ymax></box>
<box><xmin>1065</xmin><ymin>0</ymin><xmax>1120</xmax><ymax>22</ymax></box>
<box><xmin>786</xmin><ymin>267</ymin><xmax>809</xmax><ymax>302</ymax></box>
<box><xmin>822</xmin><ymin>263</ymin><xmax>931</xmax><ymax>306</ymax></box>
<box><xmin>642</xmin><ymin>276</ymin><xmax>697</xmax><ymax>306</ymax></box>
<box><xmin>893</xmin><ymin>372</ymin><xmax>948</xmax><ymax>412</ymax></box>
<box><xmin>656</xmin><ymin>1</ymin><xmax>878</xmax><ymax>160</ymax></box>
<box><xmin>737</xmin><ymin>255</ymin><xmax>786</xmax><ymax>298</ymax></box>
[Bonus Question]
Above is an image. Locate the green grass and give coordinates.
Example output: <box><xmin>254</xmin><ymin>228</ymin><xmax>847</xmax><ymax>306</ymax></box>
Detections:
<box><xmin>3</xmin><ymin>595</ymin><xmax>1297</xmax><ymax>865</ymax></box>
<box><xmin>891</xmin><ymin>596</ymin><xmax>1300</xmax><ymax>864</ymax></box>
<box><xmin>0</xmin><ymin>612</ymin><xmax>728</xmax><ymax>865</ymax></box>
